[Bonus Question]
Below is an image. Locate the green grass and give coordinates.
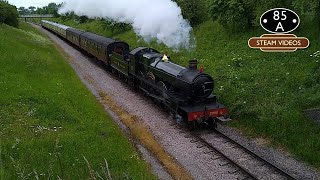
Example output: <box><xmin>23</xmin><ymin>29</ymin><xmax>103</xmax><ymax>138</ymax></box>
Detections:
<box><xmin>0</xmin><ymin>22</ymin><xmax>155</xmax><ymax>179</ymax></box>
<box><xmin>55</xmin><ymin>18</ymin><xmax>320</xmax><ymax>169</ymax></box>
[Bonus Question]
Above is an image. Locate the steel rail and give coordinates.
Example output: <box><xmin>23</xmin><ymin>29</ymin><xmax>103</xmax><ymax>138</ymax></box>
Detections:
<box><xmin>212</xmin><ymin>129</ymin><xmax>297</xmax><ymax>180</ymax></box>
<box><xmin>189</xmin><ymin>131</ymin><xmax>259</xmax><ymax>180</ymax></box>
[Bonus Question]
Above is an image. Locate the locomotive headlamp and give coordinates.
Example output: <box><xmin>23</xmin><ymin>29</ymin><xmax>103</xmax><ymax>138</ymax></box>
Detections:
<box><xmin>200</xmin><ymin>66</ymin><xmax>204</xmax><ymax>73</ymax></box>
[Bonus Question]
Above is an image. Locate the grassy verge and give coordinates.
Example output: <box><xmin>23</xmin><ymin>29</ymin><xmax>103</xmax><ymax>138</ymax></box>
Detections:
<box><xmin>55</xmin><ymin>17</ymin><xmax>320</xmax><ymax>169</ymax></box>
<box><xmin>100</xmin><ymin>93</ymin><xmax>192</xmax><ymax>180</ymax></box>
<box><xmin>0</xmin><ymin>22</ymin><xmax>155</xmax><ymax>179</ymax></box>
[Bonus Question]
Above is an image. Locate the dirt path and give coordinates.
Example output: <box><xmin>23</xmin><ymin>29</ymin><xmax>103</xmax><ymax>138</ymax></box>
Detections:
<box><xmin>32</xmin><ymin>23</ymin><xmax>320</xmax><ymax>180</ymax></box>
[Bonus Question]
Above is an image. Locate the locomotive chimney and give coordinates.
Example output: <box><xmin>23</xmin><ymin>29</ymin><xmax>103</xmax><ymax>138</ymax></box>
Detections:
<box><xmin>188</xmin><ymin>59</ymin><xmax>198</xmax><ymax>70</ymax></box>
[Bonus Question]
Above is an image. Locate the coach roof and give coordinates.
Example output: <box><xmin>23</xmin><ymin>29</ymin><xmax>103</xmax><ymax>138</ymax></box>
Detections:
<box><xmin>67</xmin><ymin>28</ymin><xmax>85</xmax><ymax>35</ymax></box>
<box><xmin>80</xmin><ymin>32</ymin><xmax>116</xmax><ymax>47</ymax></box>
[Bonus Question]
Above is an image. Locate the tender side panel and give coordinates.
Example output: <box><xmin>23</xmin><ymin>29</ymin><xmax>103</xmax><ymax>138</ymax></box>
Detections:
<box><xmin>111</xmin><ymin>53</ymin><xmax>129</xmax><ymax>76</ymax></box>
<box><xmin>110</xmin><ymin>42</ymin><xmax>130</xmax><ymax>76</ymax></box>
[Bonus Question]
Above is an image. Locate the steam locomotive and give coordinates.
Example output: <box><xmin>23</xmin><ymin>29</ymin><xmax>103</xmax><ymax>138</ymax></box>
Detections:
<box><xmin>41</xmin><ymin>20</ymin><xmax>230</xmax><ymax>128</ymax></box>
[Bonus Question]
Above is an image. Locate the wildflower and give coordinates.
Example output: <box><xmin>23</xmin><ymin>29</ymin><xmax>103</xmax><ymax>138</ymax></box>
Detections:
<box><xmin>11</xmin><ymin>138</ymin><xmax>20</xmax><ymax>149</ymax></box>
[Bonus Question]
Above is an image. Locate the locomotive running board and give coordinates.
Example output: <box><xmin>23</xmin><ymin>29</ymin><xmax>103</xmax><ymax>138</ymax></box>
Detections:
<box><xmin>139</xmin><ymin>86</ymin><xmax>164</xmax><ymax>101</ymax></box>
<box><xmin>216</xmin><ymin>116</ymin><xmax>232</xmax><ymax>122</ymax></box>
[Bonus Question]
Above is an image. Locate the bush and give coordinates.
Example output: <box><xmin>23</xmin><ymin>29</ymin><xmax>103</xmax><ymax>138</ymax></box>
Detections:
<box><xmin>292</xmin><ymin>0</ymin><xmax>319</xmax><ymax>20</ymax></box>
<box><xmin>100</xmin><ymin>19</ymin><xmax>131</xmax><ymax>34</ymax></box>
<box><xmin>175</xmin><ymin>0</ymin><xmax>207</xmax><ymax>26</ymax></box>
<box><xmin>209</xmin><ymin>0</ymin><xmax>254</xmax><ymax>32</ymax></box>
<box><xmin>0</xmin><ymin>1</ymin><xmax>19</xmax><ymax>27</ymax></box>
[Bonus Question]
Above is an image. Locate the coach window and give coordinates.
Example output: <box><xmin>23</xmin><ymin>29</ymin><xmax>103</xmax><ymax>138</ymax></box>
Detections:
<box><xmin>113</xmin><ymin>46</ymin><xmax>123</xmax><ymax>55</ymax></box>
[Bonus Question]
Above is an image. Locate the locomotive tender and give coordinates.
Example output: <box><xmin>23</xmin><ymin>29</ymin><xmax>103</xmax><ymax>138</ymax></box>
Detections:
<box><xmin>41</xmin><ymin>20</ymin><xmax>230</xmax><ymax>128</ymax></box>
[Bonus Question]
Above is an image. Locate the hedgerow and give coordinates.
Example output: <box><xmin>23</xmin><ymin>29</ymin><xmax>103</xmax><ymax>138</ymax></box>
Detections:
<box><xmin>0</xmin><ymin>1</ymin><xmax>19</xmax><ymax>27</ymax></box>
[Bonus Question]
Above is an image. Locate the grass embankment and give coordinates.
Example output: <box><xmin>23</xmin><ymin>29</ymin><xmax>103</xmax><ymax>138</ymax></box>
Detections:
<box><xmin>55</xmin><ymin>18</ymin><xmax>320</xmax><ymax>169</ymax></box>
<box><xmin>100</xmin><ymin>94</ymin><xmax>192</xmax><ymax>180</ymax></box>
<box><xmin>0</xmin><ymin>22</ymin><xmax>155</xmax><ymax>179</ymax></box>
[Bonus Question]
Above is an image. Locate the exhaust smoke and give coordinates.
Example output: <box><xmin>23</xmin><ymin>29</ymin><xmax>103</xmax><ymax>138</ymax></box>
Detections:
<box><xmin>59</xmin><ymin>0</ymin><xmax>195</xmax><ymax>50</ymax></box>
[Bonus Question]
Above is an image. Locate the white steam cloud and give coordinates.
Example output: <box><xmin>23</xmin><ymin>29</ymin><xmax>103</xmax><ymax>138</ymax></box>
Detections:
<box><xmin>59</xmin><ymin>0</ymin><xmax>195</xmax><ymax>50</ymax></box>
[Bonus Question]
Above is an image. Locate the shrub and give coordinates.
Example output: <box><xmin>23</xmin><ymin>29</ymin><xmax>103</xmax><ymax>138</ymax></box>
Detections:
<box><xmin>100</xmin><ymin>19</ymin><xmax>131</xmax><ymax>34</ymax></box>
<box><xmin>292</xmin><ymin>0</ymin><xmax>319</xmax><ymax>21</ymax></box>
<box><xmin>0</xmin><ymin>1</ymin><xmax>19</xmax><ymax>27</ymax></box>
<box><xmin>175</xmin><ymin>0</ymin><xmax>207</xmax><ymax>26</ymax></box>
<box><xmin>209</xmin><ymin>0</ymin><xmax>254</xmax><ymax>32</ymax></box>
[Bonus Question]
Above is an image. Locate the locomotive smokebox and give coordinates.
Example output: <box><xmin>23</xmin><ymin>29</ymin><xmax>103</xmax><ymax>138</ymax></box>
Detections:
<box><xmin>189</xmin><ymin>60</ymin><xmax>198</xmax><ymax>70</ymax></box>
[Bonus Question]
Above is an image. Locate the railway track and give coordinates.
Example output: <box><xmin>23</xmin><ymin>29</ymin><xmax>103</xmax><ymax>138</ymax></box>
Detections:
<box><xmin>171</xmin><ymin>123</ymin><xmax>297</xmax><ymax>180</ymax></box>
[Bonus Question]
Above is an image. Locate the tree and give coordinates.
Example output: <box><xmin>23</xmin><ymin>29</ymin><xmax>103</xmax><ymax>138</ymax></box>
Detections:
<box><xmin>28</xmin><ymin>6</ymin><xmax>36</xmax><ymax>14</ymax></box>
<box><xmin>0</xmin><ymin>1</ymin><xmax>19</xmax><ymax>27</ymax></box>
<box><xmin>47</xmin><ymin>3</ymin><xmax>59</xmax><ymax>17</ymax></box>
<box><xmin>18</xmin><ymin>6</ymin><xmax>28</xmax><ymax>15</ymax></box>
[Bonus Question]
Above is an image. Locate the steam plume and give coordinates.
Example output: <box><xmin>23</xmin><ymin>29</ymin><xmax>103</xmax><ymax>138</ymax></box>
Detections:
<box><xmin>59</xmin><ymin>0</ymin><xmax>194</xmax><ymax>50</ymax></box>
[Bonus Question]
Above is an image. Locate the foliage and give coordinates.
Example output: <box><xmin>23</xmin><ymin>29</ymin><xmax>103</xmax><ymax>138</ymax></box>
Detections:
<box><xmin>78</xmin><ymin>15</ymin><xmax>89</xmax><ymax>23</ymax></box>
<box><xmin>19</xmin><ymin>2</ymin><xmax>62</xmax><ymax>17</ymax></box>
<box><xmin>60</xmin><ymin>11</ymin><xmax>75</xmax><ymax>21</ymax></box>
<box><xmin>17</xmin><ymin>6</ymin><xmax>28</xmax><ymax>15</ymax></box>
<box><xmin>292</xmin><ymin>0</ymin><xmax>320</xmax><ymax>31</ymax></box>
<box><xmin>0</xmin><ymin>22</ymin><xmax>155</xmax><ymax>179</ymax></box>
<box><xmin>0</xmin><ymin>1</ymin><xmax>18</xmax><ymax>27</ymax></box>
<box><xmin>292</xmin><ymin>0</ymin><xmax>317</xmax><ymax>16</ymax></box>
<box><xmin>175</xmin><ymin>0</ymin><xmax>208</xmax><ymax>26</ymax></box>
<box><xmin>101</xmin><ymin>19</ymin><xmax>131</xmax><ymax>35</ymax></box>
<box><xmin>209</xmin><ymin>0</ymin><xmax>254</xmax><ymax>32</ymax></box>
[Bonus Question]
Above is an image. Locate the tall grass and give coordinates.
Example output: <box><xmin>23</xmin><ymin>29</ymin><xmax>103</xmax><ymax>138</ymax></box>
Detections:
<box><xmin>0</xmin><ymin>23</ymin><xmax>155</xmax><ymax>179</ymax></box>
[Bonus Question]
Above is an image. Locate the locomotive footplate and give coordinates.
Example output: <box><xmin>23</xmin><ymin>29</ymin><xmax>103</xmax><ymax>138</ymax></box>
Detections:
<box><xmin>216</xmin><ymin>115</ymin><xmax>232</xmax><ymax>122</ymax></box>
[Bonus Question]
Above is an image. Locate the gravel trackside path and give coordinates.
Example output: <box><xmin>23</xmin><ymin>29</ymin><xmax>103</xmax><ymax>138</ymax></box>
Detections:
<box><xmin>33</xmin><ymin>24</ymin><xmax>320</xmax><ymax>180</ymax></box>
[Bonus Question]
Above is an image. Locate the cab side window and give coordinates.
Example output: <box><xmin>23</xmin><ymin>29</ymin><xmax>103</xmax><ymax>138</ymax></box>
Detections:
<box><xmin>113</xmin><ymin>46</ymin><xmax>123</xmax><ymax>55</ymax></box>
